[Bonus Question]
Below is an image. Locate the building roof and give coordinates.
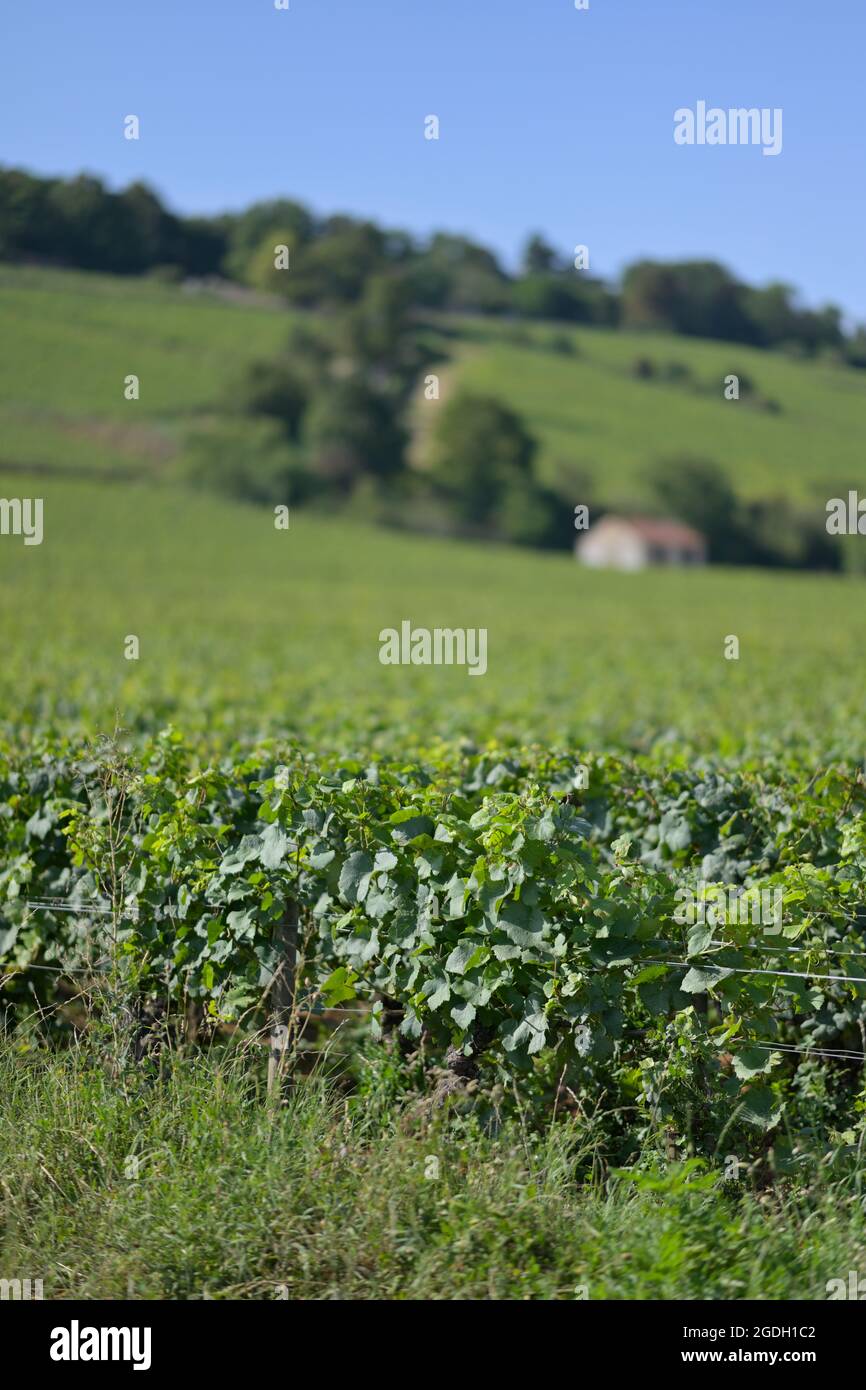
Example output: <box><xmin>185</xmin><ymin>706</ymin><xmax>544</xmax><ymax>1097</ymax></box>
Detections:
<box><xmin>598</xmin><ymin>515</ymin><xmax>706</xmax><ymax>551</ymax></box>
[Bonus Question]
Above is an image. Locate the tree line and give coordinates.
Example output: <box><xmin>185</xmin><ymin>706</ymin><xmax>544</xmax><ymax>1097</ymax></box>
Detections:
<box><xmin>2</xmin><ymin>164</ymin><xmax>864</xmax><ymax>364</ymax></box>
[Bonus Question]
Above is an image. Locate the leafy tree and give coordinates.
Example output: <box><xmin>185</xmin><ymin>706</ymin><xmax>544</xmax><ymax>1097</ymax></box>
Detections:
<box><xmin>512</xmin><ymin>274</ymin><xmax>576</xmax><ymax>321</ymax></box>
<box><xmin>244</xmin><ymin>229</ymin><xmax>303</xmax><ymax>295</ymax></box>
<box><xmin>221</xmin><ymin>198</ymin><xmax>314</xmax><ymax>281</ymax></box>
<box><xmin>845</xmin><ymin>326</ymin><xmax>866</xmax><ymax>371</ymax></box>
<box><xmin>179</xmin><ymin>418</ymin><xmax>315</xmax><ymax>506</ymax></box>
<box><xmin>283</xmin><ymin>220</ymin><xmax>388</xmax><ymax>306</ymax></box>
<box><xmin>303</xmin><ymin>377</ymin><xmax>406</xmax><ymax>488</ymax></box>
<box><xmin>741</xmin><ymin>496</ymin><xmax>840</xmax><ymax>571</ymax></box>
<box><xmin>0</xmin><ymin>167</ymin><xmax>60</xmax><ymax>259</ymax></box>
<box><xmin>429</xmin><ymin>392</ymin><xmax>536</xmax><ymax>524</ymax></box>
<box><xmin>343</xmin><ymin>271</ymin><xmax>415</xmax><ymax>374</ymax></box>
<box><xmin>494</xmin><ymin>476</ymin><xmax>565</xmax><ymax>548</ymax></box>
<box><xmin>409</xmin><ymin>233</ymin><xmax>509</xmax><ymax>313</ymax></box>
<box><xmin>646</xmin><ymin>456</ymin><xmax>751</xmax><ymax>563</ymax></box>
<box><xmin>522</xmin><ymin>233</ymin><xmax>559</xmax><ymax>275</ymax></box>
<box><xmin>622</xmin><ymin>260</ymin><xmax>753</xmax><ymax>342</ymax></box>
<box><xmin>233</xmin><ymin>358</ymin><xmax>310</xmax><ymax>440</ymax></box>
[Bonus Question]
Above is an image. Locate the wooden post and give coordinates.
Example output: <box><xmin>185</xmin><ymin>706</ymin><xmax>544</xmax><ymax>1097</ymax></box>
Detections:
<box><xmin>267</xmin><ymin>904</ymin><xmax>298</xmax><ymax>1097</ymax></box>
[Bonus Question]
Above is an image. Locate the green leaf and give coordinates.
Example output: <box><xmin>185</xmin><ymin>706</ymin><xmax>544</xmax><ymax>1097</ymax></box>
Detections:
<box><xmin>499</xmin><ymin>901</ymin><xmax>545</xmax><ymax>948</ymax></box>
<box><xmin>399</xmin><ymin>1008</ymin><xmax>422</xmax><ymax>1041</ymax></box>
<box><xmin>426</xmin><ymin>978</ymin><xmax>451</xmax><ymax>1010</ymax></box>
<box><xmin>681</xmin><ymin>965</ymin><xmax>732</xmax><ymax>993</ymax></box>
<box><xmin>731</xmin><ymin>1045</ymin><xmax>777</xmax><ymax>1080</ymax></box>
<box><xmin>686</xmin><ymin>922</ymin><xmax>715</xmax><ymax>956</ymax></box>
<box><xmin>631</xmin><ymin>963</ymin><xmax>668</xmax><ymax>986</ymax></box>
<box><xmin>373</xmin><ymin>849</ymin><xmax>398</xmax><ymax>871</ymax></box>
<box><xmin>740</xmin><ymin>1084</ymin><xmax>783</xmax><ymax>1130</ymax></box>
<box><xmin>660</xmin><ymin>811</ymin><xmax>691</xmax><ymax>853</ymax></box>
<box><xmin>389</xmin><ymin>811</ymin><xmax>435</xmax><ymax>845</ymax></box>
<box><xmin>260</xmin><ymin>822</ymin><xmax>289</xmax><ymax>869</ymax></box>
<box><xmin>320</xmin><ymin>966</ymin><xmax>357</xmax><ymax>1006</ymax></box>
<box><xmin>445</xmin><ymin>939</ymin><xmax>478</xmax><ymax>975</ymax></box>
<box><xmin>451</xmin><ymin>1001</ymin><xmax>476</xmax><ymax>1029</ymax></box>
<box><xmin>339</xmin><ymin>851</ymin><xmax>373</xmax><ymax>904</ymax></box>
<box><xmin>220</xmin><ymin>835</ymin><xmax>263</xmax><ymax>874</ymax></box>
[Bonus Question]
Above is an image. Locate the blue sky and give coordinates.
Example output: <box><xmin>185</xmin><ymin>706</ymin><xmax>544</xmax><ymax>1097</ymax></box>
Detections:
<box><xmin>2</xmin><ymin>0</ymin><xmax>864</xmax><ymax>320</ymax></box>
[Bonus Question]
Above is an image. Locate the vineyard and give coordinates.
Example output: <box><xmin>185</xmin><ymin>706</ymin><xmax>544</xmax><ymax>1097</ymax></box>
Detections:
<box><xmin>6</xmin><ymin>727</ymin><xmax>866</xmax><ymax>1158</ymax></box>
<box><xmin>3</xmin><ymin>269</ymin><xmax>866</xmax><ymax>1300</ymax></box>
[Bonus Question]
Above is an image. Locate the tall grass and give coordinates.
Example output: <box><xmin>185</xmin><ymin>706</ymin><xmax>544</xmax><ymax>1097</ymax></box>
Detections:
<box><xmin>2</xmin><ymin>1039</ymin><xmax>865</xmax><ymax>1300</ymax></box>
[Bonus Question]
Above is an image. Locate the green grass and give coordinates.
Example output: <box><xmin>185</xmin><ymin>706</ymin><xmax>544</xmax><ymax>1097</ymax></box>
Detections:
<box><xmin>2</xmin><ymin>1041</ymin><xmax>864</xmax><ymax>1300</ymax></box>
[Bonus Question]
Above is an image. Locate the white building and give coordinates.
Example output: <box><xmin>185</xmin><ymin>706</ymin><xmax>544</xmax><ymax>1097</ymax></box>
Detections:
<box><xmin>576</xmin><ymin>515</ymin><xmax>707</xmax><ymax>571</ymax></box>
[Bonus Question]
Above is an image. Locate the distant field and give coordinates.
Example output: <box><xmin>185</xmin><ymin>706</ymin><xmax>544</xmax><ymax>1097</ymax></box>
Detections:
<box><xmin>0</xmin><ymin>472</ymin><xmax>864</xmax><ymax>756</ymax></box>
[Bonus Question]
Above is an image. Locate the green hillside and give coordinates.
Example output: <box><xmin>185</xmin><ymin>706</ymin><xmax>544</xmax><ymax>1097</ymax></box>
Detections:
<box><xmin>446</xmin><ymin>317</ymin><xmax>866</xmax><ymax>507</ymax></box>
<box><xmin>2</xmin><ymin>266</ymin><xmax>865</xmax><ymax>513</ymax></box>
<box><xmin>0</xmin><ymin>266</ymin><xmax>291</xmax><ymax>474</ymax></box>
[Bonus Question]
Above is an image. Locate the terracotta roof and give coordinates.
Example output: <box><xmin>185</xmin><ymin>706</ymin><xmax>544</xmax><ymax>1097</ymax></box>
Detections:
<box><xmin>614</xmin><ymin>516</ymin><xmax>706</xmax><ymax>550</ymax></box>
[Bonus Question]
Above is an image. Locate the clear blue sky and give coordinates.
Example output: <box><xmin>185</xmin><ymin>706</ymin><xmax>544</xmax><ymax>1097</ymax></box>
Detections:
<box><xmin>2</xmin><ymin>0</ymin><xmax>864</xmax><ymax>320</ymax></box>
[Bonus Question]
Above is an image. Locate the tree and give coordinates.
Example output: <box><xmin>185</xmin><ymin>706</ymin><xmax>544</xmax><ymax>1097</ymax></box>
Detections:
<box><xmin>282</xmin><ymin>220</ymin><xmax>388</xmax><ymax>306</ymax></box>
<box><xmin>303</xmin><ymin>377</ymin><xmax>406</xmax><ymax>489</ymax></box>
<box><xmin>221</xmin><ymin>198</ymin><xmax>314</xmax><ymax>281</ymax></box>
<box><xmin>179</xmin><ymin>418</ymin><xmax>314</xmax><ymax>506</ymax></box>
<box><xmin>429</xmin><ymin>393</ymin><xmax>536</xmax><ymax>524</ymax></box>
<box><xmin>0</xmin><ymin>167</ymin><xmax>63</xmax><ymax>260</ymax></box>
<box><xmin>343</xmin><ymin>271</ymin><xmax>415</xmax><ymax>373</ymax></box>
<box><xmin>646</xmin><ymin>456</ymin><xmax>750</xmax><ymax>563</ymax></box>
<box><xmin>512</xmin><ymin>274</ymin><xmax>576</xmax><ymax>321</ymax></box>
<box><xmin>522</xmin><ymin>233</ymin><xmax>559</xmax><ymax>275</ymax></box>
<box><xmin>494</xmin><ymin>476</ymin><xmax>564</xmax><ymax>548</ymax></box>
<box><xmin>622</xmin><ymin>260</ymin><xmax>753</xmax><ymax>342</ymax></box>
<box><xmin>245</xmin><ymin>229</ymin><xmax>303</xmax><ymax>295</ymax></box>
<box><xmin>233</xmin><ymin>358</ymin><xmax>309</xmax><ymax>440</ymax></box>
<box><xmin>409</xmin><ymin>233</ymin><xmax>509</xmax><ymax>313</ymax></box>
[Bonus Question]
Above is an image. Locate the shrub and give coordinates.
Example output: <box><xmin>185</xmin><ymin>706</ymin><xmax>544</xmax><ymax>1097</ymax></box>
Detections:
<box><xmin>494</xmin><ymin>477</ymin><xmax>566</xmax><ymax>549</ymax></box>
<box><xmin>178</xmin><ymin>417</ymin><xmax>315</xmax><ymax>506</ymax></box>
<box><xmin>303</xmin><ymin>377</ymin><xmax>407</xmax><ymax>489</ymax></box>
<box><xmin>233</xmin><ymin>358</ymin><xmax>310</xmax><ymax>440</ymax></box>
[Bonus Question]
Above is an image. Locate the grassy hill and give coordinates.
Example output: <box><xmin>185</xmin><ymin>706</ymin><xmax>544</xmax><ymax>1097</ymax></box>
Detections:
<box><xmin>0</xmin><ymin>266</ymin><xmax>291</xmax><ymax>475</ymax></box>
<box><xmin>2</xmin><ymin>266</ymin><xmax>865</xmax><ymax>511</ymax></box>
<box><xmin>442</xmin><ymin>316</ymin><xmax>866</xmax><ymax>507</ymax></box>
